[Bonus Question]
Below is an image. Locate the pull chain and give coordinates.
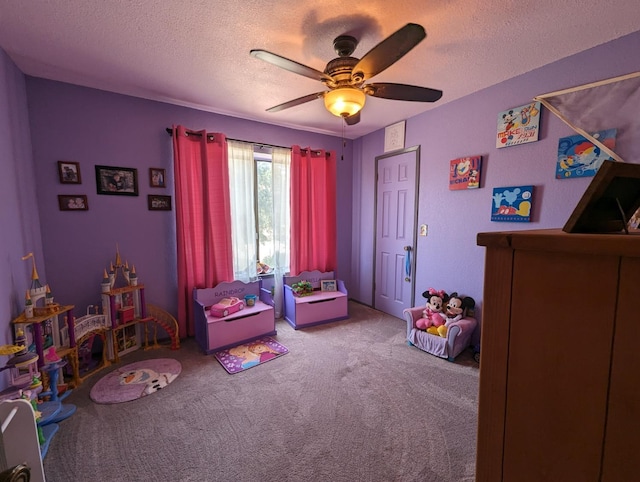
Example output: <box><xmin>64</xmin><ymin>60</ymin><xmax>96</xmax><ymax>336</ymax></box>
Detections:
<box><xmin>341</xmin><ymin>117</ymin><xmax>346</xmax><ymax>161</ymax></box>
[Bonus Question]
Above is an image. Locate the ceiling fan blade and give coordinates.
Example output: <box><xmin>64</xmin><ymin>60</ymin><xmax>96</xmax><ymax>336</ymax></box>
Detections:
<box><xmin>265</xmin><ymin>92</ymin><xmax>326</xmax><ymax>113</ymax></box>
<box><xmin>251</xmin><ymin>49</ymin><xmax>333</xmax><ymax>83</ymax></box>
<box><xmin>345</xmin><ymin>112</ymin><xmax>361</xmax><ymax>125</ymax></box>
<box><xmin>366</xmin><ymin>83</ymin><xmax>443</xmax><ymax>102</ymax></box>
<box><xmin>351</xmin><ymin>23</ymin><xmax>426</xmax><ymax>82</ymax></box>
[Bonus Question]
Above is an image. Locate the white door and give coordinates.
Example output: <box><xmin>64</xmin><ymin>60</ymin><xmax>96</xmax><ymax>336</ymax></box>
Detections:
<box><xmin>374</xmin><ymin>148</ymin><xmax>419</xmax><ymax>318</ymax></box>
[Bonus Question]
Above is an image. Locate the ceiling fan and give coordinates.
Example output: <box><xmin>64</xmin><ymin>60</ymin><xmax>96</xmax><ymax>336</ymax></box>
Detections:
<box><xmin>250</xmin><ymin>23</ymin><xmax>443</xmax><ymax>125</ymax></box>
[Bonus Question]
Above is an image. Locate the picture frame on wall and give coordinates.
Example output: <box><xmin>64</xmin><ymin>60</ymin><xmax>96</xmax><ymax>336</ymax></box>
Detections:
<box><xmin>149</xmin><ymin>167</ymin><xmax>166</xmax><ymax>188</ymax></box>
<box><xmin>58</xmin><ymin>160</ymin><xmax>81</xmax><ymax>184</ymax></box>
<box><xmin>449</xmin><ymin>155</ymin><xmax>482</xmax><ymax>190</ymax></box>
<box><xmin>491</xmin><ymin>185</ymin><xmax>534</xmax><ymax>222</ymax></box>
<box><xmin>148</xmin><ymin>194</ymin><xmax>172</xmax><ymax>211</ymax></box>
<box><xmin>496</xmin><ymin>101</ymin><xmax>541</xmax><ymax>148</ymax></box>
<box><xmin>58</xmin><ymin>194</ymin><xmax>88</xmax><ymax>211</ymax></box>
<box><xmin>95</xmin><ymin>165</ymin><xmax>139</xmax><ymax>196</ymax></box>
<box><xmin>556</xmin><ymin>129</ymin><xmax>617</xmax><ymax>179</ymax></box>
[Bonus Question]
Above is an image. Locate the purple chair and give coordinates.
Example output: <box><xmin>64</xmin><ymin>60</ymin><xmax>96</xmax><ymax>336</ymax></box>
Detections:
<box><xmin>403</xmin><ymin>306</ymin><xmax>477</xmax><ymax>361</ymax></box>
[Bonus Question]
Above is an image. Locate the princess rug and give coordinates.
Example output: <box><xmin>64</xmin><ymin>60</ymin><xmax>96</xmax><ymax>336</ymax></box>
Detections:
<box><xmin>90</xmin><ymin>358</ymin><xmax>181</xmax><ymax>404</ymax></box>
<box><xmin>214</xmin><ymin>336</ymin><xmax>288</xmax><ymax>374</ymax></box>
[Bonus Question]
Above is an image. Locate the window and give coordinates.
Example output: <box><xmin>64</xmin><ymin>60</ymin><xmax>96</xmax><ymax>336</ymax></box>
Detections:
<box><xmin>228</xmin><ymin>142</ymin><xmax>290</xmax><ymax>281</ymax></box>
<box><xmin>255</xmin><ymin>151</ymin><xmax>275</xmax><ymax>272</ymax></box>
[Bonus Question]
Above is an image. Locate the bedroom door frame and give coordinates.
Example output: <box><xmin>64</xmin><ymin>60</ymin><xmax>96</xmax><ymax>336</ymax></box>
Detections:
<box><xmin>372</xmin><ymin>145</ymin><xmax>420</xmax><ymax>318</ymax></box>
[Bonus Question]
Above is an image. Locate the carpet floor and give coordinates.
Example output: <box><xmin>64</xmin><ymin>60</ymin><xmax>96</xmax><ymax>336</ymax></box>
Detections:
<box><xmin>42</xmin><ymin>301</ymin><xmax>479</xmax><ymax>482</ymax></box>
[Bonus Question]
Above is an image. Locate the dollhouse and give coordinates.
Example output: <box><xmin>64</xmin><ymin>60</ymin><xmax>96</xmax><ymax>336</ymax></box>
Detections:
<box><xmin>11</xmin><ymin>253</ymin><xmax>78</xmax><ymax>390</ymax></box>
<box><xmin>100</xmin><ymin>248</ymin><xmax>149</xmax><ymax>362</ymax></box>
<box><xmin>9</xmin><ymin>248</ymin><xmax>180</xmax><ymax>389</ymax></box>
<box><xmin>1</xmin><ymin>330</ymin><xmax>41</xmax><ymax>394</ymax></box>
<box><xmin>1</xmin><ymin>248</ymin><xmax>180</xmax><ymax>467</ymax></box>
<box><xmin>84</xmin><ymin>246</ymin><xmax>179</xmax><ymax>369</ymax></box>
<box><xmin>4</xmin><ymin>254</ymin><xmax>77</xmax><ymax>460</ymax></box>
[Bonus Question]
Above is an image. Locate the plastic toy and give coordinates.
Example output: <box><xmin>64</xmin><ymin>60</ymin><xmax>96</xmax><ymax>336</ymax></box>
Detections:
<box><xmin>291</xmin><ymin>280</ymin><xmax>313</xmax><ymax>296</ymax></box>
<box><xmin>209</xmin><ymin>297</ymin><xmax>245</xmax><ymax>318</ymax></box>
<box><xmin>437</xmin><ymin>292</ymin><xmax>475</xmax><ymax>338</ymax></box>
<box><xmin>256</xmin><ymin>261</ymin><xmax>272</xmax><ymax>275</ymax></box>
<box><xmin>2</xmin><ymin>330</ymin><xmax>42</xmax><ymax>392</ymax></box>
<box><xmin>194</xmin><ymin>279</ymin><xmax>276</xmax><ymax>354</ymax></box>
<box><xmin>416</xmin><ymin>288</ymin><xmax>447</xmax><ymax>334</ymax></box>
<box><xmin>244</xmin><ymin>294</ymin><xmax>257</xmax><ymax>307</ymax></box>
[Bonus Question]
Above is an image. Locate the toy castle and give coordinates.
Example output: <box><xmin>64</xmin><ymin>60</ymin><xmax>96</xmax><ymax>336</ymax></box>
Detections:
<box><xmin>22</xmin><ymin>253</ymin><xmax>60</xmax><ymax>318</ymax></box>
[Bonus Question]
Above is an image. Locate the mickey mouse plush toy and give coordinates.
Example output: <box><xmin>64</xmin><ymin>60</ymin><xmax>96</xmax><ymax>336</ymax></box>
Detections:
<box><xmin>437</xmin><ymin>292</ymin><xmax>475</xmax><ymax>338</ymax></box>
<box><xmin>416</xmin><ymin>288</ymin><xmax>448</xmax><ymax>334</ymax></box>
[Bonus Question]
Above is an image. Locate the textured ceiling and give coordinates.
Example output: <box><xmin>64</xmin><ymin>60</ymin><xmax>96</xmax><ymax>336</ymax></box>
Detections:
<box><xmin>0</xmin><ymin>1</ymin><xmax>638</xmax><ymax>139</ymax></box>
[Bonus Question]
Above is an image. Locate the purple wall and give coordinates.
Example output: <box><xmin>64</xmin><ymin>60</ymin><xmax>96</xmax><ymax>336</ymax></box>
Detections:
<box><xmin>351</xmin><ymin>30</ymin><xmax>640</xmax><ymax>322</ymax></box>
<box><xmin>3</xmin><ymin>29</ymin><xmax>640</xmax><ymax>394</ymax></box>
<box><xmin>0</xmin><ymin>50</ymin><xmax>45</xmax><ymax>389</ymax></box>
<box><xmin>25</xmin><ymin>79</ymin><xmax>351</xmax><ymax>323</ymax></box>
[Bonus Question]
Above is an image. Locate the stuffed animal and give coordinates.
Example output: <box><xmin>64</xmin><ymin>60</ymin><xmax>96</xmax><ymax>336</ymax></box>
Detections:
<box><xmin>437</xmin><ymin>292</ymin><xmax>475</xmax><ymax>338</ymax></box>
<box><xmin>416</xmin><ymin>288</ymin><xmax>447</xmax><ymax>334</ymax></box>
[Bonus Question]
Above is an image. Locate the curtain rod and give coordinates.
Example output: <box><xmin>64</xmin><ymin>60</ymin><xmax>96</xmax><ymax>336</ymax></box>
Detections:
<box><xmin>165</xmin><ymin>127</ymin><xmax>329</xmax><ymax>156</ymax></box>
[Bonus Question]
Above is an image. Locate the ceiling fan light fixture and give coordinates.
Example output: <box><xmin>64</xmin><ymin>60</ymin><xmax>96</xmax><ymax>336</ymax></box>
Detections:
<box><xmin>324</xmin><ymin>87</ymin><xmax>366</xmax><ymax>118</ymax></box>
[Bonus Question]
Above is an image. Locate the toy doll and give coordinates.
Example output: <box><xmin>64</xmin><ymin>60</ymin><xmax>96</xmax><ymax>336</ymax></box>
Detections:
<box><xmin>437</xmin><ymin>292</ymin><xmax>475</xmax><ymax>338</ymax></box>
<box><xmin>416</xmin><ymin>288</ymin><xmax>447</xmax><ymax>333</ymax></box>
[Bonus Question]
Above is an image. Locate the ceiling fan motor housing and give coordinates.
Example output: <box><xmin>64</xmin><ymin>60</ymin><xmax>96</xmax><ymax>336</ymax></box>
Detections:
<box><xmin>323</xmin><ymin>52</ymin><xmax>366</xmax><ymax>118</ymax></box>
<box><xmin>324</xmin><ymin>56</ymin><xmax>361</xmax><ymax>86</ymax></box>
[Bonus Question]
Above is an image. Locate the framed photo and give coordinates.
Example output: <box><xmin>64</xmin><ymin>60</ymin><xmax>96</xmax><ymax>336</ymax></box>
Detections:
<box><xmin>148</xmin><ymin>194</ymin><xmax>172</xmax><ymax>211</ymax></box>
<box><xmin>149</xmin><ymin>167</ymin><xmax>166</xmax><ymax>188</ymax></box>
<box><xmin>58</xmin><ymin>161</ymin><xmax>81</xmax><ymax>184</ymax></box>
<box><xmin>320</xmin><ymin>279</ymin><xmax>337</xmax><ymax>292</ymax></box>
<box><xmin>58</xmin><ymin>194</ymin><xmax>88</xmax><ymax>211</ymax></box>
<box><xmin>95</xmin><ymin>165</ymin><xmax>139</xmax><ymax>196</ymax></box>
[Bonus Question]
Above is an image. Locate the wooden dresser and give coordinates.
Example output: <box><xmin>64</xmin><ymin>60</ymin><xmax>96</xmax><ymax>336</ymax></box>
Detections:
<box><xmin>475</xmin><ymin>228</ymin><xmax>640</xmax><ymax>481</ymax></box>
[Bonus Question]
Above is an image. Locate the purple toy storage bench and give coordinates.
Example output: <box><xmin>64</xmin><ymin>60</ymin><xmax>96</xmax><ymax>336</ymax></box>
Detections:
<box><xmin>283</xmin><ymin>270</ymin><xmax>348</xmax><ymax>329</ymax></box>
<box><xmin>193</xmin><ymin>279</ymin><xmax>275</xmax><ymax>354</ymax></box>
<box><xmin>258</xmin><ymin>276</ymin><xmax>275</xmax><ymax>308</ymax></box>
<box><xmin>403</xmin><ymin>306</ymin><xmax>477</xmax><ymax>361</ymax></box>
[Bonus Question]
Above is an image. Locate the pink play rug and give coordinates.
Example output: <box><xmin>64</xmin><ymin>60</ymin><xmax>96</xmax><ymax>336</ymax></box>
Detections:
<box><xmin>90</xmin><ymin>358</ymin><xmax>181</xmax><ymax>404</ymax></box>
<box><xmin>214</xmin><ymin>336</ymin><xmax>288</xmax><ymax>374</ymax></box>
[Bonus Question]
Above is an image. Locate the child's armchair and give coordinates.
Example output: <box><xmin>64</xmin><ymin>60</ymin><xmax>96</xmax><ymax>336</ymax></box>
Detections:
<box><xmin>403</xmin><ymin>306</ymin><xmax>477</xmax><ymax>361</ymax></box>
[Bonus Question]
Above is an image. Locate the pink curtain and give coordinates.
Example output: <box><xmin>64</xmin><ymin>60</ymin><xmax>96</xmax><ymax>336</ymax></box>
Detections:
<box><xmin>290</xmin><ymin>146</ymin><xmax>337</xmax><ymax>275</ymax></box>
<box><xmin>173</xmin><ymin>125</ymin><xmax>233</xmax><ymax>337</ymax></box>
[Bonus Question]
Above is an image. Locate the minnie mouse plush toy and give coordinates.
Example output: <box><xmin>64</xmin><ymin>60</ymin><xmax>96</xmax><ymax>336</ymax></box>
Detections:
<box><xmin>416</xmin><ymin>288</ymin><xmax>448</xmax><ymax>334</ymax></box>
